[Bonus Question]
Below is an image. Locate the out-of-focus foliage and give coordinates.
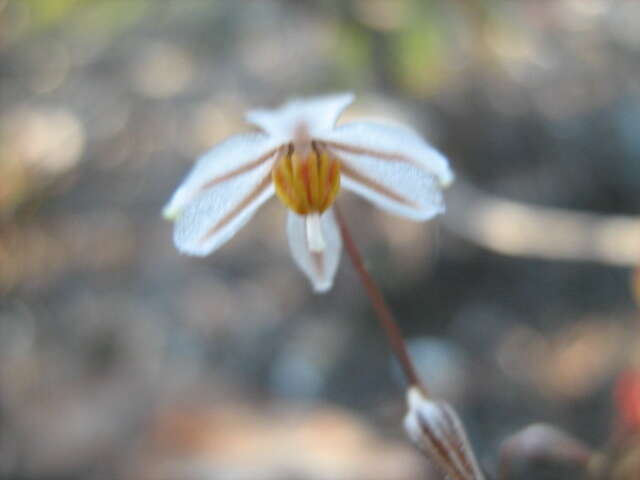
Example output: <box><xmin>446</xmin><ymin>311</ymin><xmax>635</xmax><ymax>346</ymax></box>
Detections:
<box><xmin>4</xmin><ymin>0</ymin><xmax>148</xmax><ymax>41</ymax></box>
<box><xmin>390</xmin><ymin>3</ymin><xmax>448</xmax><ymax>96</ymax></box>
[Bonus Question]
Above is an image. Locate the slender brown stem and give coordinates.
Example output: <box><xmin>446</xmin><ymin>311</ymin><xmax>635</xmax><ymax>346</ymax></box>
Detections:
<box><xmin>334</xmin><ymin>205</ymin><xmax>428</xmax><ymax>395</ymax></box>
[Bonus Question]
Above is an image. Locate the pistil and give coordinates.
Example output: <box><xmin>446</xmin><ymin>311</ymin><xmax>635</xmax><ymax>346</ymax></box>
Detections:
<box><xmin>305</xmin><ymin>212</ymin><xmax>326</xmax><ymax>252</ymax></box>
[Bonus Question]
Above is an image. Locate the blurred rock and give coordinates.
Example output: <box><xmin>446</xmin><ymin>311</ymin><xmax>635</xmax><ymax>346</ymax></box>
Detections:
<box><xmin>129</xmin><ymin>402</ymin><xmax>428</xmax><ymax>480</ymax></box>
<box><xmin>599</xmin><ymin>435</ymin><xmax>640</xmax><ymax>480</ymax></box>
<box><xmin>498</xmin><ymin>423</ymin><xmax>592</xmax><ymax>480</ymax></box>
<box><xmin>132</xmin><ymin>42</ymin><xmax>194</xmax><ymax>99</ymax></box>
<box><xmin>0</xmin><ymin>212</ymin><xmax>135</xmax><ymax>292</ymax></box>
<box><xmin>497</xmin><ymin>319</ymin><xmax>627</xmax><ymax>400</ymax></box>
<box><xmin>0</xmin><ymin>105</ymin><xmax>84</xmax><ymax>217</ymax></box>
<box><xmin>269</xmin><ymin>318</ymin><xmax>350</xmax><ymax>398</ymax></box>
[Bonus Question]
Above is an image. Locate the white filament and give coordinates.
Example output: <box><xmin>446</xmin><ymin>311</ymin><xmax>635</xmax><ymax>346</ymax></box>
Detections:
<box><xmin>305</xmin><ymin>213</ymin><xmax>326</xmax><ymax>253</ymax></box>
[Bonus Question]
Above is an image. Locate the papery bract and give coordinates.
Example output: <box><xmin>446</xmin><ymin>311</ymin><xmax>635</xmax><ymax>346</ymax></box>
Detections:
<box><xmin>404</xmin><ymin>387</ymin><xmax>484</xmax><ymax>480</ymax></box>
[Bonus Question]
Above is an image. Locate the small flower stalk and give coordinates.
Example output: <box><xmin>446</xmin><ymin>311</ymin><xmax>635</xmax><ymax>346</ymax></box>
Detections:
<box><xmin>404</xmin><ymin>386</ymin><xmax>485</xmax><ymax>480</ymax></box>
<box><xmin>165</xmin><ymin>93</ymin><xmax>484</xmax><ymax>479</ymax></box>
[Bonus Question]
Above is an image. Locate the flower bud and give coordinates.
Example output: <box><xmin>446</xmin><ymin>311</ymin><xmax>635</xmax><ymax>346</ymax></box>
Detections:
<box><xmin>404</xmin><ymin>386</ymin><xmax>484</xmax><ymax>480</ymax></box>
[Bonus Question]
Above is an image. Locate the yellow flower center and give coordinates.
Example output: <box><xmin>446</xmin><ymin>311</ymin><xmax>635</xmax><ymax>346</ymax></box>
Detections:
<box><xmin>272</xmin><ymin>146</ymin><xmax>340</xmax><ymax>215</ymax></box>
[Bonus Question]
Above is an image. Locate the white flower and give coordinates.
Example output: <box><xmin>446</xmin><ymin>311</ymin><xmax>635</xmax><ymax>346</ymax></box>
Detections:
<box><xmin>164</xmin><ymin>93</ymin><xmax>453</xmax><ymax>292</ymax></box>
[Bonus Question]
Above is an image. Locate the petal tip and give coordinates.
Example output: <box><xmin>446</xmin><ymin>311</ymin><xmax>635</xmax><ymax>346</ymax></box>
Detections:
<box><xmin>162</xmin><ymin>203</ymin><xmax>179</xmax><ymax>221</ymax></box>
<box><xmin>333</xmin><ymin>91</ymin><xmax>355</xmax><ymax>104</ymax></box>
<box><xmin>440</xmin><ymin>169</ymin><xmax>455</xmax><ymax>188</ymax></box>
<box><xmin>312</xmin><ymin>279</ymin><xmax>333</xmax><ymax>294</ymax></box>
<box><xmin>163</xmin><ymin>188</ymin><xmax>189</xmax><ymax>221</ymax></box>
<box><xmin>173</xmin><ymin>239</ymin><xmax>211</xmax><ymax>258</ymax></box>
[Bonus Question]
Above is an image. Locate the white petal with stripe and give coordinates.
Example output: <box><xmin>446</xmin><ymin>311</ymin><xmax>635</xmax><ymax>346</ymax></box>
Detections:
<box><xmin>287</xmin><ymin>209</ymin><xmax>342</xmax><ymax>293</ymax></box>
<box><xmin>318</xmin><ymin>121</ymin><xmax>453</xmax><ymax>187</ymax></box>
<box><xmin>173</xmin><ymin>161</ymin><xmax>275</xmax><ymax>256</ymax></box>
<box><xmin>163</xmin><ymin>132</ymin><xmax>280</xmax><ymax>220</ymax></box>
<box><xmin>338</xmin><ymin>150</ymin><xmax>445</xmax><ymax>221</ymax></box>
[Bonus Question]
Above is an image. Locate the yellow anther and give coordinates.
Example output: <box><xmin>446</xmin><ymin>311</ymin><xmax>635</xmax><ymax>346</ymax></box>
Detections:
<box><xmin>273</xmin><ymin>148</ymin><xmax>340</xmax><ymax>215</ymax></box>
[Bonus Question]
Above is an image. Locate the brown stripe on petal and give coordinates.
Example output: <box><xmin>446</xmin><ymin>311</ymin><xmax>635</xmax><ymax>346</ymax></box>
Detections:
<box><xmin>200</xmin><ymin>146</ymin><xmax>280</xmax><ymax>192</ymax></box>
<box><xmin>200</xmin><ymin>174</ymin><xmax>272</xmax><ymax>244</ymax></box>
<box><xmin>339</xmin><ymin>163</ymin><xmax>418</xmax><ymax>209</ymax></box>
<box><xmin>320</xmin><ymin>141</ymin><xmax>409</xmax><ymax>163</ymax></box>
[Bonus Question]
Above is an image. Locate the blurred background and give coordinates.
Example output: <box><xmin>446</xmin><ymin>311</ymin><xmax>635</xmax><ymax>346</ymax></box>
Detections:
<box><xmin>1</xmin><ymin>1</ymin><xmax>640</xmax><ymax>479</ymax></box>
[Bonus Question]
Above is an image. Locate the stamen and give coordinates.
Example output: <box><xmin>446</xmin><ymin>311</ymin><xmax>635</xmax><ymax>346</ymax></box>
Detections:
<box><xmin>306</xmin><ymin>213</ymin><xmax>325</xmax><ymax>252</ymax></box>
<box><xmin>272</xmin><ymin>143</ymin><xmax>340</xmax><ymax>215</ymax></box>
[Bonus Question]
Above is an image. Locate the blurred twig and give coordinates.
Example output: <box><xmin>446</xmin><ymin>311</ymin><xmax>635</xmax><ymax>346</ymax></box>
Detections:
<box><xmin>444</xmin><ymin>180</ymin><xmax>640</xmax><ymax>266</ymax></box>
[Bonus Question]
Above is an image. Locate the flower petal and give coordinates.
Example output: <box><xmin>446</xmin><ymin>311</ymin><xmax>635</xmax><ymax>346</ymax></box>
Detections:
<box><xmin>317</xmin><ymin>121</ymin><xmax>453</xmax><ymax>187</ymax></box>
<box><xmin>287</xmin><ymin>209</ymin><xmax>342</xmax><ymax>293</ymax></box>
<box><xmin>246</xmin><ymin>93</ymin><xmax>355</xmax><ymax>140</ymax></box>
<box><xmin>173</xmin><ymin>161</ymin><xmax>274</xmax><ymax>256</ymax></box>
<box><xmin>163</xmin><ymin>132</ymin><xmax>280</xmax><ymax>220</ymax></box>
<box><xmin>337</xmin><ymin>150</ymin><xmax>445</xmax><ymax>221</ymax></box>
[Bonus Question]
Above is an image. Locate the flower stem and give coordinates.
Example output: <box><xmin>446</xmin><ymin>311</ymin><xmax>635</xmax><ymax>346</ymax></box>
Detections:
<box><xmin>334</xmin><ymin>205</ymin><xmax>428</xmax><ymax>395</ymax></box>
